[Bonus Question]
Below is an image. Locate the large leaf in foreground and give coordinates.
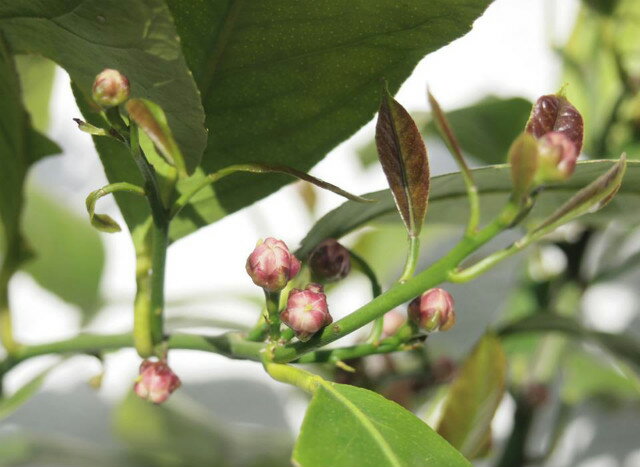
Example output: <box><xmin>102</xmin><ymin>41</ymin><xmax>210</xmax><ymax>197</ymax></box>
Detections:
<box><xmin>165</xmin><ymin>0</ymin><xmax>492</xmax><ymax>240</ymax></box>
<box><xmin>437</xmin><ymin>334</ymin><xmax>506</xmax><ymax>459</ymax></box>
<box><xmin>297</xmin><ymin>160</ymin><xmax>640</xmax><ymax>257</ymax></box>
<box><xmin>294</xmin><ymin>381</ymin><xmax>469</xmax><ymax>467</ymax></box>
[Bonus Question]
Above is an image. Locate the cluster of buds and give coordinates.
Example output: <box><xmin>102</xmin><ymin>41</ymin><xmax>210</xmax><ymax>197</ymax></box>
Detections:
<box><xmin>92</xmin><ymin>68</ymin><xmax>130</xmax><ymax>108</ymax></box>
<box><xmin>246</xmin><ymin>238</ymin><xmax>301</xmax><ymax>292</ymax></box>
<box><xmin>408</xmin><ymin>287</ymin><xmax>456</xmax><ymax>333</ymax></box>
<box><xmin>526</xmin><ymin>94</ymin><xmax>584</xmax><ymax>183</ymax></box>
<box><xmin>134</xmin><ymin>360</ymin><xmax>181</xmax><ymax>404</ymax></box>
<box><xmin>308</xmin><ymin>238</ymin><xmax>351</xmax><ymax>283</ymax></box>
<box><xmin>281</xmin><ymin>283</ymin><xmax>332</xmax><ymax>341</ymax></box>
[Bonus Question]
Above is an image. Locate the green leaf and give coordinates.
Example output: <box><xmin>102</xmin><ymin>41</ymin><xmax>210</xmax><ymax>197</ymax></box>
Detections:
<box><xmin>15</xmin><ymin>55</ymin><xmax>56</xmax><ymax>133</ymax></box>
<box><xmin>0</xmin><ymin>0</ymin><xmax>206</xmax><ymax>176</ymax></box>
<box><xmin>22</xmin><ymin>187</ymin><xmax>105</xmax><ymax>315</ymax></box>
<box><xmin>376</xmin><ymin>88</ymin><xmax>430</xmax><ymax>236</ymax></box>
<box><xmin>530</xmin><ymin>154</ymin><xmax>626</xmax><ymax>235</ymax></box>
<box><xmin>562</xmin><ymin>349</ymin><xmax>640</xmax><ymax>405</ymax></box>
<box><xmin>114</xmin><ymin>391</ymin><xmax>229</xmax><ymax>466</ymax></box>
<box><xmin>294</xmin><ymin>381</ymin><xmax>469</xmax><ymax>467</ymax></box>
<box><xmin>296</xmin><ymin>159</ymin><xmax>640</xmax><ymax>258</ymax></box>
<box><xmin>0</xmin><ymin>365</ymin><xmax>54</xmax><ymax>420</ymax></box>
<box><xmin>162</xmin><ymin>0</ymin><xmax>491</xmax><ymax>239</ymax></box>
<box><xmin>497</xmin><ymin>314</ymin><xmax>640</xmax><ymax>374</ymax></box>
<box><xmin>358</xmin><ymin>97</ymin><xmax>532</xmax><ymax>167</ymax></box>
<box><xmin>126</xmin><ymin>98</ymin><xmax>187</xmax><ymax>177</ymax></box>
<box><xmin>436</xmin><ymin>334</ymin><xmax>506</xmax><ymax>459</ymax></box>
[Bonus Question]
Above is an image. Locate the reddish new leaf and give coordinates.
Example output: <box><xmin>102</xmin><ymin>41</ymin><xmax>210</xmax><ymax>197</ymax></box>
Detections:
<box><xmin>376</xmin><ymin>88</ymin><xmax>430</xmax><ymax>237</ymax></box>
<box><xmin>525</xmin><ymin>94</ymin><xmax>583</xmax><ymax>154</ymax></box>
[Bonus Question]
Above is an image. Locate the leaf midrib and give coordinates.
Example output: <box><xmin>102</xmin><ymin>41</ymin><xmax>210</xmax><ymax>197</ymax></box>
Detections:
<box><xmin>320</xmin><ymin>381</ymin><xmax>402</xmax><ymax>467</ymax></box>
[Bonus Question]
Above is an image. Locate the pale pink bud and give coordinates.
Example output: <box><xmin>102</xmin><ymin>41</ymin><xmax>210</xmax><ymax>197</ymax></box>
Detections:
<box><xmin>92</xmin><ymin>68</ymin><xmax>130</xmax><ymax>107</ymax></box>
<box><xmin>133</xmin><ymin>360</ymin><xmax>181</xmax><ymax>404</ymax></box>
<box><xmin>281</xmin><ymin>283</ymin><xmax>332</xmax><ymax>341</ymax></box>
<box><xmin>536</xmin><ymin>131</ymin><xmax>578</xmax><ymax>182</ymax></box>
<box><xmin>246</xmin><ymin>238</ymin><xmax>301</xmax><ymax>292</ymax></box>
<box><xmin>408</xmin><ymin>288</ymin><xmax>456</xmax><ymax>332</ymax></box>
<box><xmin>308</xmin><ymin>239</ymin><xmax>351</xmax><ymax>282</ymax></box>
<box><xmin>381</xmin><ymin>310</ymin><xmax>406</xmax><ymax>338</ymax></box>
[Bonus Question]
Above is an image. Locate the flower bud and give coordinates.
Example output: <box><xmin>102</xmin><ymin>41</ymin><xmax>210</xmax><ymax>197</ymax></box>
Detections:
<box><xmin>308</xmin><ymin>238</ymin><xmax>351</xmax><ymax>282</ymax></box>
<box><xmin>535</xmin><ymin>131</ymin><xmax>579</xmax><ymax>182</ymax></box>
<box><xmin>92</xmin><ymin>68</ymin><xmax>130</xmax><ymax>107</ymax></box>
<box><xmin>133</xmin><ymin>360</ymin><xmax>181</xmax><ymax>404</ymax></box>
<box><xmin>246</xmin><ymin>238</ymin><xmax>301</xmax><ymax>292</ymax></box>
<box><xmin>381</xmin><ymin>310</ymin><xmax>406</xmax><ymax>338</ymax></box>
<box><xmin>408</xmin><ymin>288</ymin><xmax>456</xmax><ymax>332</ymax></box>
<box><xmin>281</xmin><ymin>283</ymin><xmax>332</xmax><ymax>341</ymax></box>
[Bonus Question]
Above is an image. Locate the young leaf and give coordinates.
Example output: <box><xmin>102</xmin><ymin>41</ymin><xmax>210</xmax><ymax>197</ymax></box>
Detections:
<box><xmin>525</xmin><ymin>94</ymin><xmax>584</xmax><ymax>154</ymax></box>
<box><xmin>85</xmin><ymin>183</ymin><xmax>146</xmax><ymax>233</ymax></box>
<box><xmin>437</xmin><ymin>334</ymin><xmax>506</xmax><ymax>459</ymax></box>
<box><xmin>508</xmin><ymin>133</ymin><xmax>539</xmax><ymax>203</ymax></box>
<box><xmin>126</xmin><ymin>98</ymin><xmax>187</xmax><ymax>177</ymax></box>
<box><xmin>427</xmin><ymin>90</ymin><xmax>470</xmax><ymax>174</ymax></box>
<box><xmin>531</xmin><ymin>154</ymin><xmax>627</xmax><ymax>235</ymax></box>
<box><xmin>294</xmin><ymin>381</ymin><xmax>470</xmax><ymax>467</ymax></box>
<box><xmin>296</xmin><ymin>160</ymin><xmax>640</xmax><ymax>258</ymax></box>
<box><xmin>376</xmin><ymin>88</ymin><xmax>430</xmax><ymax>237</ymax></box>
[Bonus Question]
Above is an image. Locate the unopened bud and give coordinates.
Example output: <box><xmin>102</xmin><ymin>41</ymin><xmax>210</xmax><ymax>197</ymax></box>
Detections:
<box><xmin>308</xmin><ymin>239</ymin><xmax>351</xmax><ymax>282</ymax></box>
<box><xmin>92</xmin><ymin>68</ymin><xmax>130</xmax><ymax>107</ymax></box>
<box><xmin>133</xmin><ymin>360</ymin><xmax>181</xmax><ymax>404</ymax></box>
<box><xmin>535</xmin><ymin>131</ymin><xmax>578</xmax><ymax>182</ymax></box>
<box><xmin>246</xmin><ymin>238</ymin><xmax>301</xmax><ymax>292</ymax></box>
<box><xmin>281</xmin><ymin>283</ymin><xmax>332</xmax><ymax>341</ymax></box>
<box><xmin>408</xmin><ymin>288</ymin><xmax>456</xmax><ymax>332</ymax></box>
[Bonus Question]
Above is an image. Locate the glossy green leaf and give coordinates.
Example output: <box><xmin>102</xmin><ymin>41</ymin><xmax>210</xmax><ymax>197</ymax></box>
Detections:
<box><xmin>161</xmin><ymin>0</ymin><xmax>491</xmax><ymax>239</ymax></box>
<box><xmin>376</xmin><ymin>88</ymin><xmax>430</xmax><ymax>236</ymax></box>
<box><xmin>358</xmin><ymin>97</ymin><xmax>532</xmax><ymax>167</ymax></box>
<box><xmin>126</xmin><ymin>98</ymin><xmax>187</xmax><ymax>176</ymax></box>
<box><xmin>294</xmin><ymin>381</ymin><xmax>469</xmax><ymax>467</ymax></box>
<box><xmin>0</xmin><ymin>365</ymin><xmax>54</xmax><ymax>420</ymax></box>
<box><xmin>23</xmin><ymin>188</ymin><xmax>105</xmax><ymax>315</ymax></box>
<box><xmin>296</xmin><ymin>160</ymin><xmax>640</xmax><ymax>257</ymax></box>
<box><xmin>0</xmin><ymin>1</ymin><xmax>206</xmax><ymax>175</ymax></box>
<box><xmin>437</xmin><ymin>334</ymin><xmax>506</xmax><ymax>459</ymax></box>
<box><xmin>15</xmin><ymin>55</ymin><xmax>56</xmax><ymax>133</ymax></box>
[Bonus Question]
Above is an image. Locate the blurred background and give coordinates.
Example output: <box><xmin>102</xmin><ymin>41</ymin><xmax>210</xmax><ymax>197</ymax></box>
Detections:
<box><xmin>2</xmin><ymin>0</ymin><xmax>640</xmax><ymax>466</ymax></box>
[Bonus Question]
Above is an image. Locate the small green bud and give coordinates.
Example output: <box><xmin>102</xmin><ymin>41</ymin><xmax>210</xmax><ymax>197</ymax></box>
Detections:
<box><xmin>92</xmin><ymin>68</ymin><xmax>130</xmax><ymax>107</ymax></box>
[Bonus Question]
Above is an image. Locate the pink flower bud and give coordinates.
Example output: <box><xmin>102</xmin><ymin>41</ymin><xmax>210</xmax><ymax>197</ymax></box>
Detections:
<box><xmin>281</xmin><ymin>283</ymin><xmax>332</xmax><ymax>341</ymax></box>
<box><xmin>246</xmin><ymin>238</ymin><xmax>301</xmax><ymax>292</ymax></box>
<box><xmin>92</xmin><ymin>68</ymin><xmax>130</xmax><ymax>107</ymax></box>
<box><xmin>535</xmin><ymin>131</ymin><xmax>579</xmax><ymax>182</ymax></box>
<box><xmin>308</xmin><ymin>239</ymin><xmax>351</xmax><ymax>282</ymax></box>
<box><xmin>408</xmin><ymin>288</ymin><xmax>456</xmax><ymax>332</ymax></box>
<box><xmin>133</xmin><ymin>360</ymin><xmax>181</xmax><ymax>404</ymax></box>
<box><xmin>381</xmin><ymin>310</ymin><xmax>406</xmax><ymax>338</ymax></box>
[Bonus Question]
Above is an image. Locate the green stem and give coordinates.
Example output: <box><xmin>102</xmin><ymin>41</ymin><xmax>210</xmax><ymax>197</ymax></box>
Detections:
<box><xmin>350</xmin><ymin>250</ymin><xmax>385</xmax><ymax>344</ymax></box>
<box><xmin>0</xmin><ymin>277</ymin><xmax>18</xmax><ymax>356</ymax></box>
<box><xmin>264</xmin><ymin>362</ymin><xmax>321</xmax><ymax>394</ymax></box>
<box><xmin>246</xmin><ymin>312</ymin><xmax>268</xmax><ymax>341</ymax></box>
<box><xmin>398</xmin><ymin>235</ymin><xmax>420</xmax><ymax>283</ymax></box>
<box><xmin>264</xmin><ymin>290</ymin><xmax>281</xmax><ymax>342</ymax></box>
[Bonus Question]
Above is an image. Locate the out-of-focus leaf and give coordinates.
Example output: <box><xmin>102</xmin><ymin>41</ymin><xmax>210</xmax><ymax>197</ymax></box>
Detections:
<box><xmin>437</xmin><ymin>334</ymin><xmax>506</xmax><ymax>459</ymax></box>
<box><xmin>294</xmin><ymin>381</ymin><xmax>469</xmax><ymax>467</ymax></box>
<box><xmin>497</xmin><ymin>314</ymin><xmax>640</xmax><ymax>373</ymax></box>
<box><xmin>114</xmin><ymin>392</ymin><xmax>229</xmax><ymax>467</ymax></box>
<box><xmin>15</xmin><ymin>55</ymin><xmax>56</xmax><ymax>132</ymax></box>
<box><xmin>525</xmin><ymin>94</ymin><xmax>584</xmax><ymax>153</ymax></box>
<box><xmin>375</xmin><ymin>89</ymin><xmax>430</xmax><ymax>236</ymax></box>
<box><xmin>296</xmin><ymin>160</ymin><xmax>640</xmax><ymax>257</ymax></box>
<box><xmin>530</xmin><ymin>154</ymin><xmax>626</xmax><ymax>235</ymax></box>
<box><xmin>126</xmin><ymin>98</ymin><xmax>187</xmax><ymax>177</ymax></box>
<box><xmin>562</xmin><ymin>349</ymin><xmax>640</xmax><ymax>404</ymax></box>
<box><xmin>0</xmin><ymin>365</ymin><xmax>55</xmax><ymax>420</ymax></box>
<box><xmin>163</xmin><ymin>0</ymin><xmax>492</xmax><ymax>240</ymax></box>
<box><xmin>358</xmin><ymin>97</ymin><xmax>532</xmax><ymax>167</ymax></box>
<box><xmin>508</xmin><ymin>133</ymin><xmax>539</xmax><ymax>203</ymax></box>
<box><xmin>22</xmin><ymin>188</ymin><xmax>105</xmax><ymax>315</ymax></box>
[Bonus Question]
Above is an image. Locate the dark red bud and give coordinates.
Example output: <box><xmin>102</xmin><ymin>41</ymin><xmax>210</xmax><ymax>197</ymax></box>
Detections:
<box><xmin>308</xmin><ymin>239</ymin><xmax>351</xmax><ymax>282</ymax></box>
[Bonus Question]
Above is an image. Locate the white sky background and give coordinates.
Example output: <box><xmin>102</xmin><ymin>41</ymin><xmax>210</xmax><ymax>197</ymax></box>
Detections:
<box><xmin>7</xmin><ymin>1</ymin><xmax>640</xmax><ymax>466</ymax></box>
